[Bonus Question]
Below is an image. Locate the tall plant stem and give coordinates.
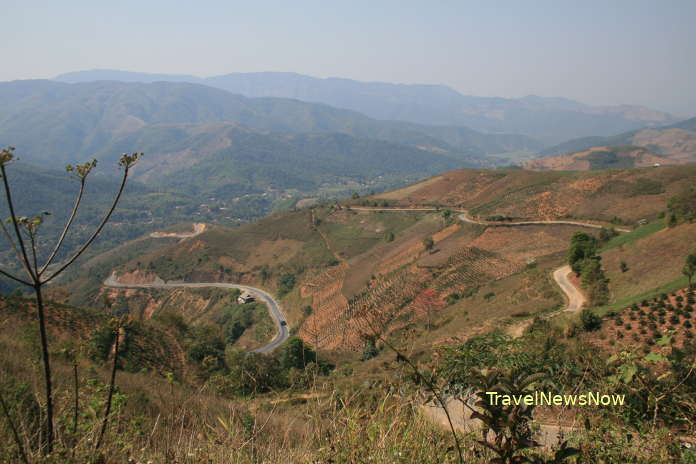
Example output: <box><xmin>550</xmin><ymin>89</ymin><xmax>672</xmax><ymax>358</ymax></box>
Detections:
<box><xmin>72</xmin><ymin>361</ymin><xmax>79</xmax><ymax>435</ymax></box>
<box><xmin>0</xmin><ymin>388</ymin><xmax>30</xmax><ymax>464</ymax></box>
<box><xmin>33</xmin><ymin>284</ymin><xmax>54</xmax><ymax>453</ymax></box>
<box><xmin>95</xmin><ymin>326</ymin><xmax>120</xmax><ymax>450</ymax></box>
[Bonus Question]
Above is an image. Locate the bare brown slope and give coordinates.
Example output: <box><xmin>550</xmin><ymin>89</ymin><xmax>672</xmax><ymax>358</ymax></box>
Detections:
<box><xmin>524</xmin><ymin>146</ymin><xmax>674</xmax><ymax>171</ymax></box>
<box><xmin>373</xmin><ymin>165</ymin><xmax>696</xmax><ymax>223</ymax></box>
<box><xmin>529</xmin><ymin>126</ymin><xmax>696</xmax><ymax>171</ymax></box>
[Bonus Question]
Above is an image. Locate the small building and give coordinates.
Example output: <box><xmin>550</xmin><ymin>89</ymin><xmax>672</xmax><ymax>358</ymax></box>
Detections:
<box><xmin>237</xmin><ymin>292</ymin><xmax>255</xmax><ymax>304</ymax></box>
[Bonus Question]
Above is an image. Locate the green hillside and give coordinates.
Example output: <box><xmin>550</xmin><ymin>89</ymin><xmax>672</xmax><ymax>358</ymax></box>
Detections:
<box><xmin>55</xmin><ymin>70</ymin><xmax>677</xmax><ymax>144</ymax></box>
<box><xmin>0</xmin><ymin>80</ymin><xmax>540</xmax><ymax>169</ymax></box>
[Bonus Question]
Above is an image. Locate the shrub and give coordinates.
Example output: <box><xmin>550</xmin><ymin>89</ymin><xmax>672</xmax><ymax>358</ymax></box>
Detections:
<box><xmin>277</xmin><ymin>273</ymin><xmax>296</xmax><ymax>296</ymax></box>
<box><xmin>445</xmin><ymin>293</ymin><xmax>461</xmax><ymax>305</ymax></box>
<box><xmin>581</xmin><ymin>309</ymin><xmax>602</xmax><ymax>331</ymax></box>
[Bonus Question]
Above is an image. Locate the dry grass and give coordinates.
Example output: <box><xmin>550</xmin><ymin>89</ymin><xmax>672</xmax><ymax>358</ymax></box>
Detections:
<box><xmin>602</xmin><ymin>222</ymin><xmax>696</xmax><ymax>305</ymax></box>
<box><xmin>373</xmin><ymin>165</ymin><xmax>696</xmax><ymax>224</ymax></box>
<box><xmin>0</xmin><ymin>316</ymin><xmax>474</xmax><ymax>464</ymax></box>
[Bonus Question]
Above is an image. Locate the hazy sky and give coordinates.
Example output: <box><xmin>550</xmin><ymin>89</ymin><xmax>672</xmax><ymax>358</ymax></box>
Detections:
<box><xmin>3</xmin><ymin>0</ymin><xmax>695</xmax><ymax>114</ymax></box>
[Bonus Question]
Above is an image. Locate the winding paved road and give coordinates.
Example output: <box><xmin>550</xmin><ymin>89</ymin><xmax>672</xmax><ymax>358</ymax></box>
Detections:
<box><xmin>104</xmin><ymin>274</ymin><xmax>288</xmax><ymax>352</ymax></box>
<box><xmin>106</xmin><ymin>208</ymin><xmax>622</xmax><ymax>353</ymax></box>
<box><xmin>104</xmin><ymin>221</ymin><xmax>288</xmax><ymax>353</ymax></box>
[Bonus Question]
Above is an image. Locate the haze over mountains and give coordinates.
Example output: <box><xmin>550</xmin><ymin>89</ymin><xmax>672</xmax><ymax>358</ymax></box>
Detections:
<box><xmin>1</xmin><ymin>71</ymin><xmax>692</xmax><ymax>226</ymax></box>
<box><xmin>0</xmin><ymin>79</ymin><xmax>537</xmax><ymax>168</ymax></box>
<box><xmin>55</xmin><ymin>69</ymin><xmax>678</xmax><ymax>144</ymax></box>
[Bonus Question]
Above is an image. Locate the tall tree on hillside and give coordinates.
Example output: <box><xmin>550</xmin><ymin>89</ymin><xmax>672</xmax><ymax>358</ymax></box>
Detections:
<box><xmin>567</xmin><ymin>231</ymin><xmax>598</xmax><ymax>274</ymax></box>
<box><xmin>684</xmin><ymin>253</ymin><xmax>696</xmax><ymax>289</ymax></box>
<box><xmin>0</xmin><ymin>147</ymin><xmax>141</xmax><ymax>455</ymax></box>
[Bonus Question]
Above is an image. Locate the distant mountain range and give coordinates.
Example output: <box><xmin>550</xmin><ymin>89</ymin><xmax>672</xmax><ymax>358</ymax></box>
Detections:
<box><xmin>0</xmin><ymin>79</ymin><xmax>539</xmax><ymax>169</ymax></box>
<box><xmin>55</xmin><ymin>70</ymin><xmax>679</xmax><ymax>144</ymax></box>
<box><xmin>1</xmin><ymin>79</ymin><xmax>510</xmax><ymax>225</ymax></box>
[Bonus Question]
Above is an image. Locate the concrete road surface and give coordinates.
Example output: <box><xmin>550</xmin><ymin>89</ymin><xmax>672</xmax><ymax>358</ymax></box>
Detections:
<box><xmin>104</xmin><ymin>274</ymin><xmax>288</xmax><ymax>353</ymax></box>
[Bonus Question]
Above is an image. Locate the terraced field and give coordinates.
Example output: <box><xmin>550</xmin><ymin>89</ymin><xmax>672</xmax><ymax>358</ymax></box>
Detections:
<box><xmin>431</xmin><ymin>247</ymin><xmax>523</xmax><ymax>293</ymax></box>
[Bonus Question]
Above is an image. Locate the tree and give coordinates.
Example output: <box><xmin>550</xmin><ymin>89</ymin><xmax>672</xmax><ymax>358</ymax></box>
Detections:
<box><xmin>667</xmin><ymin>188</ymin><xmax>696</xmax><ymax>223</ymax></box>
<box><xmin>580</xmin><ymin>309</ymin><xmax>602</xmax><ymax>331</ymax></box>
<box><xmin>442</xmin><ymin>209</ymin><xmax>453</xmax><ymax>225</ymax></box>
<box><xmin>684</xmin><ymin>253</ymin><xmax>696</xmax><ymax>289</ymax></box>
<box><xmin>567</xmin><ymin>231</ymin><xmax>597</xmax><ymax>274</ymax></box>
<box><xmin>279</xmin><ymin>336</ymin><xmax>316</xmax><ymax>370</ymax></box>
<box><xmin>0</xmin><ymin>147</ymin><xmax>141</xmax><ymax>454</ymax></box>
<box><xmin>423</xmin><ymin>236</ymin><xmax>434</xmax><ymax>251</ymax></box>
<box><xmin>599</xmin><ymin>227</ymin><xmax>619</xmax><ymax>242</ymax></box>
<box><xmin>277</xmin><ymin>273</ymin><xmax>296</xmax><ymax>296</ymax></box>
<box><xmin>581</xmin><ymin>258</ymin><xmax>610</xmax><ymax>306</ymax></box>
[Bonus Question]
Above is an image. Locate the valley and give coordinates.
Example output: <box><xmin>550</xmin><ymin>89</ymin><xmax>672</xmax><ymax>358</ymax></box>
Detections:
<box><xmin>2</xmin><ymin>151</ymin><xmax>695</xmax><ymax>463</ymax></box>
<box><xmin>1</xmin><ymin>52</ymin><xmax>695</xmax><ymax>461</ymax></box>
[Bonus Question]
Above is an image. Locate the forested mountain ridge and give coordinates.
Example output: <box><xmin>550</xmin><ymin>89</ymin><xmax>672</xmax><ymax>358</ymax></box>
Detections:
<box><xmin>0</xmin><ymin>79</ymin><xmax>539</xmax><ymax>170</ymax></box>
<box><xmin>55</xmin><ymin>69</ymin><xmax>678</xmax><ymax>143</ymax></box>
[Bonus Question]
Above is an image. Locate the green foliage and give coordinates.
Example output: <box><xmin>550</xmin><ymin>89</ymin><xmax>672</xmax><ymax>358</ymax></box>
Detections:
<box><xmin>605</xmin><ymin>348</ymin><xmax>696</xmax><ymax>429</ymax></box>
<box><xmin>215</xmin><ymin>302</ymin><xmax>262</xmax><ymax>345</ymax></box>
<box><xmin>668</xmin><ymin>188</ymin><xmax>696</xmax><ymax>223</ymax></box>
<box><xmin>215</xmin><ymin>339</ymin><xmax>331</xmax><ymax>397</ymax></box>
<box><xmin>467</xmin><ymin>368</ymin><xmax>580</xmax><ymax>464</ymax></box>
<box><xmin>422</xmin><ymin>236</ymin><xmax>434</xmax><ymax>251</ymax></box>
<box><xmin>567</xmin><ymin>232</ymin><xmax>609</xmax><ymax>306</ymax></box>
<box><xmin>277</xmin><ymin>273</ymin><xmax>296</xmax><ymax>297</ymax></box>
<box><xmin>88</xmin><ymin>325</ymin><xmax>116</xmax><ymax>362</ymax></box>
<box><xmin>279</xmin><ymin>336</ymin><xmax>317</xmax><ymax>370</ymax></box>
<box><xmin>567</xmin><ymin>231</ymin><xmax>598</xmax><ymax>274</ymax></box>
<box><xmin>684</xmin><ymin>253</ymin><xmax>696</xmax><ymax>287</ymax></box>
<box><xmin>598</xmin><ymin>227</ymin><xmax>619</xmax><ymax>243</ymax></box>
<box><xmin>580</xmin><ymin>257</ymin><xmax>610</xmax><ymax>306</ymax></box>
<box><xmin>600</xmin><ymin>220</ymin><xmax>665</xmax><ymax>250</ymax></box>
<box><xmin>361</xmin><ymin>337</ymin><xmax>379</xmax><ymax>361</ymax></box>
<box><xmin>186</xmin><ymin>325</ymin><xmax>226</xmax><ymax>373</ymax></box>
<box><xmin>438</xmin><ymin>332</ymin><xmax>535</xmax><ymax>389</ymax></box>
<box><xmin>580</xmin><ymin>309</ymin><xmax>602</xmax><ymax>331</ymax></box>
<box><xmin>217</xmin><ymin>351</ymin><xmax>287</xmax><ymax>396</ymax></box>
